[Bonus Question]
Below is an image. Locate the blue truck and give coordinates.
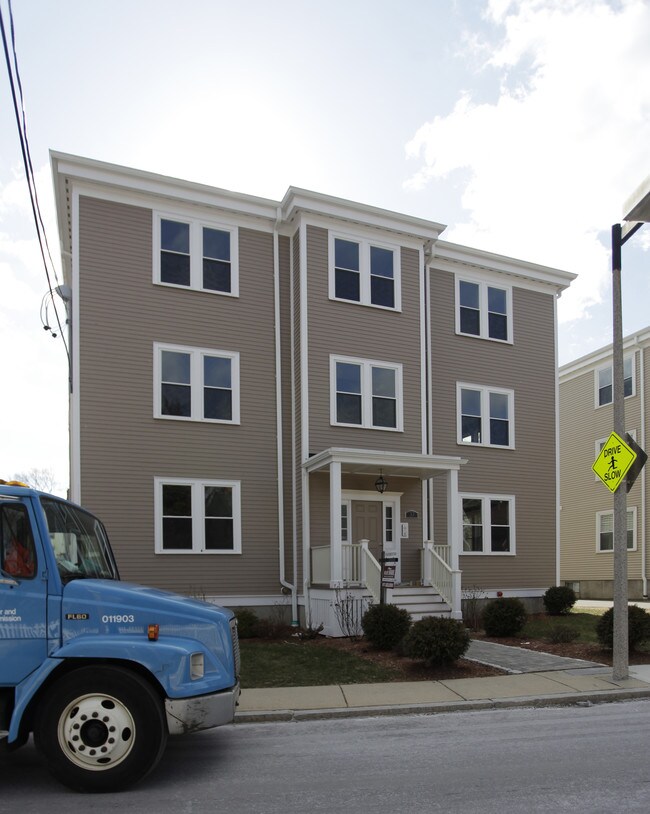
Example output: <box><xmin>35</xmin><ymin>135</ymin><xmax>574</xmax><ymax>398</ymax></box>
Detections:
<box><xmin>0</xmin><ymin>481</ymin><xmax>240</xmax><ymax>792</ymax></box>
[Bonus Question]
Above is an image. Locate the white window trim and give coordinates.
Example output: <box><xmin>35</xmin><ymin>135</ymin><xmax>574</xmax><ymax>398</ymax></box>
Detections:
<box><xmin>330</xmin><ymin>355</ymin><xmax>404</xmax><ymax>432</ymax></box>
<box><xmin>596</xmin><ymin>506</ymin><xmax>637</xmax><ymax>553</ymax></box>
<box><xmin>328</xmin><ymin>231</ymin><xmax>402</xmax><ymax>311</ymax></box>
<box><xmin>594</xmin><ymin>355</ymin><xmax>635</xmax><ymax>408</ymax></box>
<box><xmin>154</xmin><ymin>477</ymin><xmax>242</xmax><ymax>554</ymax></box>
<box><xmin>154</xmin><ymin>342</ymin><xmax>240</xmax><ymax>424</ymax></box>
<box><xmin>153</xmin><ymin>211</ymin><xmax>239</xmax><ymax>297</ymax></box>
<box><xmin>456</xmin><ymin>382</ymin><xmax>515</xmax><ymax>449</ymax></box>
<box><xmin>460</xmin><ymin>493</ymin><xmax>516</xmax><ymax>556</ymax></box>
<box><xmin>455</xmin><ymin>275</ymin><xmax>513</xmax><ymax>344</ymax></box>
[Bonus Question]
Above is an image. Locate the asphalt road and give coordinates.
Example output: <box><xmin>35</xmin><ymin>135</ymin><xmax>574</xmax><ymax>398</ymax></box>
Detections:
<box><xmin>2</xmin><ymin>700</ymin><xmax>650</xmax><ymax>812</ymax></box>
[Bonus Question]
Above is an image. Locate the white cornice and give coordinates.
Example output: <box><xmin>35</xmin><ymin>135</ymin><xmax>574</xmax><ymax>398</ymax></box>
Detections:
<box><xmin>560</xmin><ymin>326</ymin><xmax>650</xmax><ymax>381</ymax></box>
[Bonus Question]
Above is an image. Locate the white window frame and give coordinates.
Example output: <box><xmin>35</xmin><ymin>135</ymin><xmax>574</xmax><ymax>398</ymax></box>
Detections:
<box><xmin>154</xmin><ymin>477</ymin><xmax>242</xmax><ymax>554</ymax></box>
<box><xmin>330</xmin><ymin>355</ymin><xmax>404</xmax><ymax>431</ymax></box>
<box><xmin>328</xmin><ymin>231</ymin><xmax>402</xmax><ymax>311</ymax></box>
<box><xmin>455</xmin><ymin>276</ymin><xmax>513</xmax><ymax>343</ymax></box>
<box><xmin>153</xmin><ymin>212</ymin><xmax>239</xmax><ymax>296</ymax></box>
<box><xmin>594</xmin><ymin>355</ymin><xmax>634</xmax><ymax>408</ymax></box>
<box><xmin>456</xmin><ymin>382</ymin><xmax>515</xmax><ymax>448</ymax></box>
<box><xmin>460</xmin><ymin>493</ymin><xmax>516</xmax><ymax>556</ymax></box>
<box><xmin>154</xmin><ymin>342</ymin><xmax>240</xmax><ymax>424</ymax></box>
<box><xmin>596</xmin><ymin>507</ymin><xmax>636</xmax><ymax>553</ymax></box>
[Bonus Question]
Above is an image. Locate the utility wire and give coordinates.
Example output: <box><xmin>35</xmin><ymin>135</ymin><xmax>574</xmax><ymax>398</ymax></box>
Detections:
<box><xmin>0</xmin><ymin>0</ymin><xmax>70</xmax><ymax>363</ymax></box>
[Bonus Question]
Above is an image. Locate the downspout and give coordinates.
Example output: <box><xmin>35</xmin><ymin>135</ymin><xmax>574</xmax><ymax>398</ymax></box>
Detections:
<box><xmin>554</xmin><ymin>291</ymin><xmax>561</xmax><ymax>586</ymax></box>
<box><xmin>273</xmin><ymin>209</ymin><xmax>298</xmax><ymax>625</ymax></box>
<box><xmin>423</xmin><ymin>241</ymin><xmax>434</xmax><ymax>542</ymax></box>
<box><xmin>640</xmin><ymin>345</ymin><xmax>647</xmax><ymax>596</ymax></box>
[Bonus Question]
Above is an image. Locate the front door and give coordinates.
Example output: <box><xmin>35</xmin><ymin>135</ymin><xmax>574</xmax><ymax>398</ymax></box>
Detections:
<box><xmin>351</xmin><ymin>501</ymin><xmax>383</xmax><ymax>563</ymax></box>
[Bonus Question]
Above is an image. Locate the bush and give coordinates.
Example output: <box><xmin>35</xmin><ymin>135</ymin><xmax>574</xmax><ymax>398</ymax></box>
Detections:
<box><xmin>402</xmin><ymin>617</ymin><xmax>470</xmax><ymax>666</ymax></box>
<box><xmin>234</xmin><ymin>608</ymin><xmax>259</xmax><ymax>638</ymax></box>
<box><xmin>548</xmin><ymin>624</ymin><xmax>580</xmax><ymax>644</ymax></box>
<box><xmin>482</xmin><ymin>597</ymin><xmax>527</xmax><ymax>637</ymax></box>
<box><xmin>361</xmin><ymin>603</ymin><xmax>411</xmax><ymax>650</ymax></box>
<box><xmin>595</xmin><ymin>605</ymin><xmax>650</xmax><ymax>652</ymax></box>
<box><xmin>543</xmin><ymin>585</ymin><xmax>577</xmax><ymax>616</ymax></box>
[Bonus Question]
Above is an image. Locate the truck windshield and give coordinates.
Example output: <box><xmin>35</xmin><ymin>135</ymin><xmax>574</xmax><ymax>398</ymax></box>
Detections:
<box><xmin>40</xmin><ymin>497</ymin><xmax>119</xmax><ymax>583</ymax></box>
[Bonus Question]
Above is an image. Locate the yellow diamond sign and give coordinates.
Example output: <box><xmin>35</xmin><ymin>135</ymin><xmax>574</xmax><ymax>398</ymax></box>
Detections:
<box><xmin>593</xmin><ymin>431</ymin><xmax>637</xmax><ymax>493</ymax></box>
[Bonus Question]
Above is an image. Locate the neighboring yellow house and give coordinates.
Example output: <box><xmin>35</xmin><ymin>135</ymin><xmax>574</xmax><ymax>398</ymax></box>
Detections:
<box><xmin>560</xmin><ymin>328</ymin><xmax>650</xmax><ymax>599</ymax></box>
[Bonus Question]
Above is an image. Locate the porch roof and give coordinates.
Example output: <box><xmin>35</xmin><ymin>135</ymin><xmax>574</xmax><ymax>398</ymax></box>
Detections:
<box><xmin>304</xmin><ymin>447</ymin><xmax>467</xmax><ymax>479</ymax></box>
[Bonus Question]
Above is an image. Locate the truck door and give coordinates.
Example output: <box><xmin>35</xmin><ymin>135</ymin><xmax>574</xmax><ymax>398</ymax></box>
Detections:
<box><xmin>0</xmin><ymin>501</ymin><xmax>48</xmax><ymax>684</ymax></box>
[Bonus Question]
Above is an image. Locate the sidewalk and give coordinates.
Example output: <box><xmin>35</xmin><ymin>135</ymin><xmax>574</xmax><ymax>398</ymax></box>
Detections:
<box><xmin>235</xmin><ymin>640</ymin><xmax>650</xmax><ymax>723</ymax></box>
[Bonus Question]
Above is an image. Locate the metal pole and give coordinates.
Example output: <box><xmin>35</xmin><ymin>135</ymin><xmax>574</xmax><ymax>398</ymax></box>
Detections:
<box><xmin>611</xmin><ymin>223</ymin><xmax>629</xmax><ymax>680</ymax></box>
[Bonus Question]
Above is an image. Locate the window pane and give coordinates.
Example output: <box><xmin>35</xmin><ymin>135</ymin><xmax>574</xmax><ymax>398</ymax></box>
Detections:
<box><xmin>491</xmin><ymin>500</ymin><xmax>509</xmax><ymax>525</ymax></box>
<box><xmin>600</xmin><ymin>531</ymin><xmax>613</xmax><ymax>551</ymax></box>
<box><xmin>161</xmin><ymin>220</ymin><xmax>189</xmax><ymax>253</ymax></box>
<box><xmin>337</xmin><ymin>362</ymin><xmax>361</xmax><ymax>393</ymax></box>
<box><xmin>203</xmin><ymin>259</ymin><xmax>231</xmax><ymax>292</ymax></box>
<box><xmin>459</xmin><ymin>281</ymin><xmax>479</xmax><ymax>308</ymax></box>
<box><xmin>1</xmin><ymin>505</ymin><xmax>36</xmax><ymax>578</ymax></box>
<box><xmin>335</xmin><ymin>238</ymin><xmax>359</xmax><ymax>270</ymax></box>
<box><xmin>163</xmin><ymin>484</ymin><xmax>192</xmax><ymax>516</ymax></box>
<box><xmin>370</xmin><ymin>246</ymin><xmax>393</xmax><ymax>278</ymax></box>
<box><xmin>203</xmin><ymin>227</ymin><xmax>230</xmax><ymax>261</ymax></box>
<box><xmin>161</xmin><ymin>252</ymin><xmax>190</xmax><ymax>286</ymax></box>
<box><xmin>488</xmin><ymin>287</ymin><xmax>506</xmax><ymax>314</ymax></box>
<box><xmin>372</xmin><ymin>397</ymin><xmax>396</xmax><ymax>428</ymax></box>
<box><xmin>162</xmin><ymin>351</ymin><xmax>190</xmax><ymax>384</ymax></box>
<box><xmin>370</xmin><ymin>275</ymin><xmax>395</xmax><ymax>308</ymax></box>
<box><xmin>204</xmin><ymin>389</ymin><xmax>232</xmax><ymax>420</ymax></box>
<box><xmin>461</xmin><ymin>389</ymin><xmax>481</xmax><ymax>416</ymax></box>
<box><xmin>491</xmin><ymin>526</ymin><xmax>510</xmax><ymax>552</ymax></box>
<box><xmin>162</xmin><ymin>383</ymin><xmax>191</xmax><ymax>416</ymax></box>
<box><xmin>490</xmin><ymin>392</ymin><xmax>509</xmax><ymax>420</ymax></box>
<box><xmin>372</xmin><ymin>367</ymin><xmax>395</xmax><ymax>398</ymax></box>
<box><xmin>335</xmin><ymin>268</ymin><xmax>360</xmax><ymax>301</ymax></box>
<box><xmin>599</xmin><ymin>384</ymin><xmax>613</xmax><ymax>406</ymax></box>
<box><xmin>463</xmin><ymin>498</ymin><xmax>482</xmax><ymax>524</ymax></box>
<box><xmin>162</xmin><ymin>517</ymin><xmax>193</xmax><ymax>549</ymax></box>
<box><xmin>337</xmin><ymin>393</ymin><xmax>362</xmax><ymax>424</ymax></box>
<box><xmin>205</xmin><ymin>518</ymin><xmax>234</xmax><ymax>550</ymax></box>
<box><xmin>463</xmin><ymin>526</ymin><xmax>483</xmax><ymax>552</ymax></box>
<box><xmin>204</xmin><ymin>356</ymin><xmax>231</xmax><ymax>388</ymax></box>
<box><xmin>490</xmin><ymin>418</ymin><xmax>509</xmax><ymax>446</ymax></box>
<box><xmin>205</xmin><ymin>486</ymin><xmax>232</xmax><ymax>518</ymax></box>
<box><xmin>462</xmin><ymin>415</ymin><xmax>481</xmax><ymax>443</ymax></box>
<box><xmin>460</xmin><ymin>307</ymin><xmax>480</xmax><ymax>335</ymax></box>
<box><xmin>488</xmin><ymin>312</ymin><xmax>507</xmax><ymax>340</ymax></box>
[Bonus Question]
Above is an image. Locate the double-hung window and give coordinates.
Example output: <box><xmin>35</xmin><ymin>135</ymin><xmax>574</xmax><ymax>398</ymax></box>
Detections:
<box><xmin>597</xmin><ymin>508</ymin><xmax>636</xmax><ymax>552</ymax></box>
<box><xmin>155</xmin><ymin>213</ymin><xmax>238</xmax><ymax>296</ymax></box>
<box><xmin>462</xmin><ymin>495</ymin><xmax>515</xmax><ymax>554</ymax></box>
<box><xmin>154</xmin><ymin>478</ymin><xmax>241</xmax><ymax>553</ymax></box>
<box><xmin>154</xmin><ymin>343</ymin><xmax>240</xmax><ymax>423</ymax></box>
<box><xmin>457</xmin><ymin>383</ymin><xmax>514</xmax><ymax>447</ymax></box>
<box><xmin>595</xmin><ymin>356</ymin><xmax>634</xmax><ymax>407</ymax></box>
<box><xmin>331</xmin><ymin>356</ymin><xmax>403</xmax><ymax>430</ymax></box>
<box><xmin>330</xmin><ymin>233</ymin><xmax>400</xmax><ymax>310</ymax></box>
<box><xmin>456</xmin><ymin>277</ymin><xmax>511</xmax><ymax>342</ymax></box>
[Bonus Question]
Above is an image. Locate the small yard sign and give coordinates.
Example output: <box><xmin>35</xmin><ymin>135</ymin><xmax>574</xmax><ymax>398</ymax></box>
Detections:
<box><xmin>592</xmin><ymin>431</ymin><xmax>637</xmax><ymax>493</ymax></box>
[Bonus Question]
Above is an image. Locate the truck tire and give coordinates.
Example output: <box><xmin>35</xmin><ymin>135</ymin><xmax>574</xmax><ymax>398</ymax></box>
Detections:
<box><xmin>34</xmin><ymin>665</ymin><xmax>168</xmax><ymax>792</ymax></box>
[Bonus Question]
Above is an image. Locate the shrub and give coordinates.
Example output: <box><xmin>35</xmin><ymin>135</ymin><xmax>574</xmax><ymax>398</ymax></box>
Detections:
<box><xmin>543</xmin><ymin>585</ymin><xmax>577</xmax><ymax>616</ymax></box>
<box><xmin>482</xmin><ymin>597</ymin><xmax>527</xmax><ymax>637</ymax></box>
<box><xmin>402</xmin><ymin>617</ymin><xmax>470</xmax><ymax>665</ymax></box>
<box><xmin>361</xmin><ymin>603</ymin><xmax>411</xmax><ymax>650</ymax></box>
<box><xmin>595</xmin><ymin>605</ymin><xmax>650</xmax><ymax>652</ymax></box>
<box><xmin>548</xmin><ymin>624</ymin><xmax>580</xmax><ymax>644</ymax></box>
<box><xmin>234</xmin><ymin>608</ymin><xmax>259</xmax><ymax>638</ymax></box>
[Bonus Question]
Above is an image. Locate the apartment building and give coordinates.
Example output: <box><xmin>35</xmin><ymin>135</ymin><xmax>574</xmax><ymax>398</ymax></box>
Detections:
<box><xmin>560</xmin><ymin>328</ymin><xmax>650</xmax><ymax>599</ymax></box>
<box><xmin>52</xmin><ymin>152</ymin><xmax>574</xmax><ymax>633</ymax></box>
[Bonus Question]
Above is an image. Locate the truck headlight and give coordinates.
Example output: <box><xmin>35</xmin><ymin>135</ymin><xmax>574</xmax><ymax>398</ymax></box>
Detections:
<box><xmin>190</xmin><ymin>652</ymin><xmax>204</xmax><ymax>680</ymax></box>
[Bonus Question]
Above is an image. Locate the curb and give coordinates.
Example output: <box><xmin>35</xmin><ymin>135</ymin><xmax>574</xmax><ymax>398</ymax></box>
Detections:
<box><xmin>234</xmin><ymin>686</ymin><xmax>650</xmax><ymax>724</ymax></box>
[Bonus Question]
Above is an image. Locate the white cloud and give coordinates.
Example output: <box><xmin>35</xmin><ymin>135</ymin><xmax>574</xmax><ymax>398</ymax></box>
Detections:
<box><xmin>405</xmin><ymin>0</ymin><xmax>650</xmax><ymax>324</ymax></box>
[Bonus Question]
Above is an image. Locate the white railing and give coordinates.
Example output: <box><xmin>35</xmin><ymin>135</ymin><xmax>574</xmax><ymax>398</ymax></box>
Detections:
<box><xmin>342</xmin><ymin>543</ymin><xmax>363</xmax><ymax>584</ymax></box>
<box><xmin>311</xmin><ymin>545</ymin><xmax>331</xmax><ymax>583</ymax></box>
<box><xmin>360</xmin><ymin>542</ymin><xmax>381</xmax><ymax>604</ymax></box>
<box><xmin>422</xmin><ymin>542</ymin><xmax>462</xmax><ymax>618</ymax></box>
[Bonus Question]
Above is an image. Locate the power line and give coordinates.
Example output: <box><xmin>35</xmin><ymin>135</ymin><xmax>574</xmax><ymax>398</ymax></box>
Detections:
<box><xmin>0</xmin><ymin>0</ymin><xmax>70</xmax><ymax>364</ymax></box>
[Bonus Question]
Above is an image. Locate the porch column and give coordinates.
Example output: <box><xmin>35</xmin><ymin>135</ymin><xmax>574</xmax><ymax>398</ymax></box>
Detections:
<box><xmin>447</xmin><ymin>468</ymin><xmax>463</xmax><ymax>618</ymax></box>
<box><xmin>330</xmin><ymin>460</ymin><xmax>343</xmax><ymax>586</ymax></box>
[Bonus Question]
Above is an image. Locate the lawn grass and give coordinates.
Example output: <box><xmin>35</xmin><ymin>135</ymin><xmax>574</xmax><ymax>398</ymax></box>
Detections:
<box><xmin>239</xmin><ymin>640</ymin><xmax>402</xmax><ymax>688</ymax></box>
<box><xmin>522</xmin><ymin>611</ymin><xmax>602</xmax><ymax>644</ymax></box>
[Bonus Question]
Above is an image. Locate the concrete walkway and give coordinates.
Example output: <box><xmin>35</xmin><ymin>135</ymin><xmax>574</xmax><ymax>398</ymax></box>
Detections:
<box><xmin>235</xmin><ymin>640</ymin><xmax>650</xmax><ymax>723</ymax></box>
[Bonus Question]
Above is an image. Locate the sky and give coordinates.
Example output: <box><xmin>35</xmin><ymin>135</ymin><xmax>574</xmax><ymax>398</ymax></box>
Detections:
<box><xmin>0</xmin><ymin>0</ymin><xmax>649</xmax><ymax>495</ymax></box>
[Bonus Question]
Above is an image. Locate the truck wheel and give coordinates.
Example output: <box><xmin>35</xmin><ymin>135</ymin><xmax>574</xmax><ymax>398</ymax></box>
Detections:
<box><xmin>34</xmin><ymin>666</ymin><xmax>168</xmax><ymax>792</ymax></box>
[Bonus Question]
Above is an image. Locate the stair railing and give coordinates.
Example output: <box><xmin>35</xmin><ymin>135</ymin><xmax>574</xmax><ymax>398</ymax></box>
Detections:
<box><xmin>421</xmin><ymin>542</ymin><xmax>462</xmax><ymax>618</ymax></box>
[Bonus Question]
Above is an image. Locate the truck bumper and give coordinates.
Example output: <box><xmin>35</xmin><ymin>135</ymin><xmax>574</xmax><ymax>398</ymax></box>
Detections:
<box><xmin>165</xmin><ymin>683</ymin><xmax>240</xmax><ymax>735</ymax></box>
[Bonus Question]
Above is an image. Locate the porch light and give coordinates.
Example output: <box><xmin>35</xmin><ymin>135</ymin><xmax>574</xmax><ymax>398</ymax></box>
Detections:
<box><xmin>375</xmin><ymin>470</ymin><xmax>388</xmax><ymax>494</ymax></box>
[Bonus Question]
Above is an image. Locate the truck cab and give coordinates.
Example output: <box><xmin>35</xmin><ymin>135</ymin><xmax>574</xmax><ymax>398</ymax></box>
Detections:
<box><xmin>0</xmin><ymin>481</ymin><xmax>240</xmax><ymax>792</ymax></box>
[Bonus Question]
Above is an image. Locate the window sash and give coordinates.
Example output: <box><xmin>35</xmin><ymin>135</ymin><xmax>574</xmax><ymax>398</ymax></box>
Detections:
<box><xmin>155</xmin><ymin>479</ymin><xmax>241</xmax><ymax>554</ymax></box>
<box><xmin>597</xmin><ymin>356</ymin><xmax>633</xmax><ymax>407</ymax></box>
<box><xmin>332</xmin><ymin>357</ymin><xmax>402</xmax><ymax>430</ymax></box>
<box><xmin>330</xmin><ymin>234</ymin><xmax>400</xmax><ymax>310</ymax></box>
<box><xmin>462</xmin><ymin>495</ymin><xmax>515</xmax><ymax>555</ymax></box>
<box><xmin>597</xmin><ymin>509</ymin><xmax>635</xmax><ymax>552</ymax></box>
<box><xmin>458</xmin><ymin>384</ymin><xmax>513</xmax><ymax>447</ymax></box>
<box><xmin>457</xmin><ymin>277</ymin><xmax>511</xmax><ymax>342</ymax></box>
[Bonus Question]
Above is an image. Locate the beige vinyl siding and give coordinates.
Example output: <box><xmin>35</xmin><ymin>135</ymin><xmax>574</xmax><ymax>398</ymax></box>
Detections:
<box><xmin>305</xmin><ymin>226</ymin><xmax>423</xmax><ymax>453</ymax></box>
<box><xmin>430</xmin><ymin>268</ymin><xmax>557</xmax><ymax>590</ymax></box>
<box><xmin>77</xmin><ymin>195</ymin><xmax>280</xmax><ymax>596</ymax></box>
<box><xmin>560</xmin><ymin>349</ymin><xmax>644</xmax><ymax>584</ymax></box>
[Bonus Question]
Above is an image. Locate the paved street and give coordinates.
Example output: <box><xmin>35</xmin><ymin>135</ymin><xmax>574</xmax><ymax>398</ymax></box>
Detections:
<box><xmin>3</xmin><ymin>700</ymin><xmax>650</xmax><ymax>812</ymax></box>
